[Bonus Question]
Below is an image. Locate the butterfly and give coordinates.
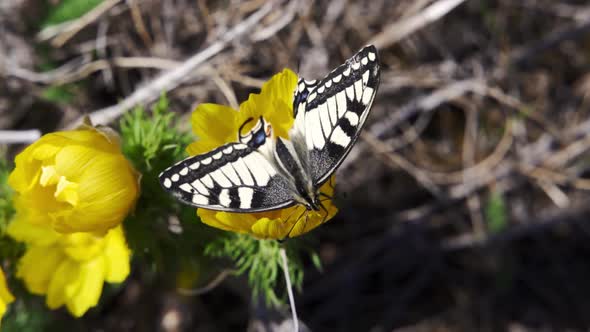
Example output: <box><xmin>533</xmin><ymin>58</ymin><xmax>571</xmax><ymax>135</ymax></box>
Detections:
<box><xmin>159</xmin><ymin>45</ymin><xmax>380</xmax><ymax>218</ymax></box>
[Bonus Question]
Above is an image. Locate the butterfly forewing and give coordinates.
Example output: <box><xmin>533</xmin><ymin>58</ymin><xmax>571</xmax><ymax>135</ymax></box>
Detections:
<box><xmin>293</xmin><ymin>78</ymin><xmax>319</xmax><ymax>118</ymax></box>
<box><xmin>159</xmin><ymin>142</ymin><xmax>296</xmax><ymax>212</ymax></box>
<box><xmin>295</xmin><ymin>45</ymin><xmax>380</xmax><ymax>185</ymax></box>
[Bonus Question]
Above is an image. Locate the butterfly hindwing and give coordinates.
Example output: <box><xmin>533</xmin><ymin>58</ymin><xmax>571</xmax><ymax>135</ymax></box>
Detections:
<box><xmin>159</xmin><ymin>142</ymin><xmax>296</xmax><ymax>212</ymax></box>
<box><xmin>294</xmin><ymin>45</ymin><xmax>380</xmax><ymax>185</ymax></box>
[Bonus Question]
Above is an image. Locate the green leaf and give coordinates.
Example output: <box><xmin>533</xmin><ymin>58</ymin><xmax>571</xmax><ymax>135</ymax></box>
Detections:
<box><xmin>41</xmin><ymin>85</ymin><xmax>75</xmax><ymax>104</ymax></box>
<box><xmin>205</xmin><ymin>234</ymin><xmax>314</xmax><ymax>308</ymax></box>
<box><xmin>43</xmin><ymin>0</ymin><xmax>103</xmax><ymax>27</ymax></box>
<box><xmin>119</xmin><ymin>94</ymin><xmax>221</xmax><ymax>277</ymax></box>
<box><xmin>485</xmin><ymin>191</ymin><xmax>507</xmax><ymax>233</ymax></box>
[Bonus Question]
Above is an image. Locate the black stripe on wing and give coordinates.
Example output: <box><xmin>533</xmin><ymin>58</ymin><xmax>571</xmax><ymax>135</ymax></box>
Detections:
<box><xmin>293</xmin><ymin>78</ymin><xmax>319</xmax><ymax>118</ymax></box>
<box><xmin>301</xmin><ymin>45</ymin><xmax>380</xmax><ymax>184</ymax></box>
<box><xmin>159</xmin><ymin>142</ymin><xmax>296</xmax><ymax>212</ymax></box>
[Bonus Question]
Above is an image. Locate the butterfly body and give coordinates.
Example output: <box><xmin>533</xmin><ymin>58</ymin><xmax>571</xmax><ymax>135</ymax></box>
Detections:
<box><xmin>159</xmin><ymin>45</ymin><xmax>380</xmax><ymax>216</ymax></box>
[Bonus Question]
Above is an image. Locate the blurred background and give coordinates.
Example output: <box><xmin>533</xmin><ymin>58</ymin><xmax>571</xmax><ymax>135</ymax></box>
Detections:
<box><xmin>3</xmin><ymin>0</ymin><xmax>590</xmax><ymax>331</ymax></box>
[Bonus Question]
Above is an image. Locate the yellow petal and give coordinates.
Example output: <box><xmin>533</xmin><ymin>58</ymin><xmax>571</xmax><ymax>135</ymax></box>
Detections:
<box><xmin>102</xmin><ymin>227</ymin><xmax>131</xmax><ymax>283</ymax></box>
<box><xmin>9</xmin><ymin>126</ymin><xmax>138</xmax><ymax>234</ymax></box>
<box><xmin>238</xmin><ymin>69</ymin><xmax>297</xmax><ymax>139</ymax></box>
<box><xmin>60</xmin><ymin>232</ymin><xmax>104</xmax><ymax>261</ymax></box>
<box><xmin>53</xmin><ymin>145</ymin><xmax>100</xmax><ymax>183</ymax></box>
<box><xmin>250</xmin><ymin>216</ymin><xmax>292</xmax><ymax>239</ymax></box>
<box><xmin>54</xmin><ymin>153</ymin><xmax>138</xmax><ymax>233</ymax></box>
<box><xmin>198</xmin><ymin>209</ymin><xmax>256</xmax><ymax>234</ymax></box>
<box><xmin>65</xmin><ymin>259</ymin><xmax>105</xmax><ymax>317</ymax></box>
<box><xmin>8</xmin><ymin>144</ymin><xmax>45</xmax><ymax>193</ymax></box>
<box><xmin>40</xmin><ymin>165</ymin><xmax>59</xmax><ymax>187</ymax></box>
<box><xmin>188</xmin><ymin>104</ymin><xmax>239</xmax><ymax>155</ymax></box>
<box><xmin>7</xmin><ymin>216</ymin><xmax>60</xmax><ymax>246</ymax></box>
<box><xmin>55</xmin><ymin>176</ymin><xmax>79</xmax><ymax>206</ymax></box>
<box><xmin>259</xmin><ymin>68</ymin><xmax>298</xmax><ymax>107</ymax></box>
<box><xmin>46</xmin><ymin>260</ymin><xmax>80</xmax><ymax>310</ymax></box>
<box><xmin>17</xmin><ymin>245</ymin><xmax>65</xmax><ymax>294</ymax></box>
<box><xmin>51</xmin><ymin>129</ymin><xmax>119</xmax><ymax>155</ymax></box>
<box><xmin>0</xmin><ymin>268</ymin><xmax>14</xmax><ymax>312</ymax></box>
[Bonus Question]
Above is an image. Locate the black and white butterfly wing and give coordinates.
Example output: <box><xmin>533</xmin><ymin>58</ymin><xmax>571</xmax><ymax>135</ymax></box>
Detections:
<box><xmin>159</xmin><ymin>142</ymin><xmax>296</xmax><ymax>212</ymax></box>
<box><xmin>293</xmin><ymin>78</ymin><xmax>319</xmax><ymax>118</ymax></box>
<box><xmin>292</xmin><ymin>45</ymin><xmax>380</xmax><ymax>185</ymax></box>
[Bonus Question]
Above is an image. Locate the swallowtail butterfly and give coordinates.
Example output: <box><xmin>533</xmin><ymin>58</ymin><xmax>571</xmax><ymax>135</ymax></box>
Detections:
<box><xmin>160</xmin><ymin>45</ymin><xmax>380</xmax><ymax>217</ymax></box>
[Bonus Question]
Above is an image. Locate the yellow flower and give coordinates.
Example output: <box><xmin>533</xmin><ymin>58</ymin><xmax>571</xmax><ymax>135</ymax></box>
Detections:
<box><xmin>189</xmin><ymin>69</ymin><xmax>339</xmax><ymax>239</ymax></box>
<box><xmin>8</xmin><ymin>219</ymin><xmax>130</xmax><ymax>317</ymax></box>
<box><xmin>0</xmin><ymin>268</ymin><xmax>14</xmax><ymax>326</ymax></box>
<box><xmin>8</xmin><ymin>125</ymin><xmax>139</xmax><ymax>234</ymax></box>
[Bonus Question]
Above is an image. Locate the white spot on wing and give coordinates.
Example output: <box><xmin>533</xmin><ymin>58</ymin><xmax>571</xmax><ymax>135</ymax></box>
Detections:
<box><xmin>210</xmin><ymin>169</ymin><xmax>232</xmax><ymax>187</ymax></box>
<box><xmin>189</xmin><ymin>162</ymin><xmax>200</xmax><ymax>170</ymax></box>
<box><xmin>201</xmin><ymin>174</ymin><xmax>214</xmax><ymax>188</ymax></box>
<box><xmin>213</xmin><ymin>151</ymin><xmax>223</xmax><ymax>160</ymax></box>
<box><xmin>298</xmin><ymin>102</ymin><xmax>306</xmax><ymax>116</ymax></box>
<box><xmin>223</xmin><ymin>146</ymin><xmax>233</xmax><ymax>154</ymax></box>
<box><xmin>179</xmin><ymin>183</ymin><xmax>193</xmax><ymax>193</ymax></box>
<box><xmin>327</xmin><ymin>96</ymin><xmax>338</xmax><ymax>126</ymax></box>
<box><xmin>220</xmin><ymin>164</ymin><xmax>241</xmax><ymax>185</ymax></box>
<box><xmin>163</xmin><ymin>178</ymin><xmax>172</xmax><ymax>188</ymax></box>
<box><xmin>317</xmin><ymin>86</ymin><xmax>325</xmax><ymax>94</ymax></box>
<box><xmin>305</xmin><ymin>109</ymin><xmax>314</xmax><ymax>149</ymax></box>
<box><xmin>308</xmin><ymin>107</ymin><xmax>325</xmax><ymax>149</ymax></box>
<box><xmin>361</xmin><ymin>57</ymin><xmax>368</xmax><ymax>65</ymax></box>
<box><xmin>362</xmin><ymin>70</ymin><xmax>369</xmax><ymax>86</ymax></box>
<box><xmin>346</xmin><ymin>85</ymin><xmax>355</xmax><ymax>100</ymax></box>
<box><xmin>352</xmin><ymin>62</ymin><xmax>360</xmax><ymax>70</ymax></box>
<box><xmin>243</xmin><ymin>154</ymin><xmax>270</xmax><ymax>185</ymax></box>
<box><xmin>201</xmin><ymin>157</ymin><xmax>212</xmax><ymax>165</ymax></box>
<box><xmin>234</xmin><ymin>144</ymin><xmax>248</xmax><ymax>150</ymax></box>
<box><xmin>171</xmin><ymin>174</ymin><xmax>180</xmax><ymax>182</ymax></box>
<box><xmin>354</xmin><ymin>79</ymin><xmax>363</xmax><ymax>101</ymax></box>
<box><xmin>252</xmin><ymin>153</ymin><xmax>277</xmax><ymax>177</ymax></box>
<box><xmin>333</xmin><ymin>74</ymin><xmax>342</xmax><ymax>83</ymax></box>
<box><xmin>325</xmin><ymin>80</ymin><xmax>332</xmax><ymax>88</ymax></box>
<box><xmin>179</xmin><ymin>167</ymin><xmax>188</xmax><ymax>176</ymax></box>
<box><xmin>343</xmin><ymin>68</ymin><xmax>351</xmax><ymax>76</ymax></box>
<box><xmin>368</xmin><ymin>52</ymin><xmax>376</xmax><ymax>61</ymax></box>
<box><xmin>219</xmin><ymin>189</ymin><xmax>231</xmax><ymax>207</ymax></box>
<box><xmin>234</xmin><ymin>157</ymin><xmax>255</xmax><ymax>186</ymax></box>
<box><xmin>298</xmin><ymin>82</ymin><xmax>305</xmax><ymax>92</ymax></box>
<box><xmin>336</xmin><ymin>91</ymin><xmax>347</xmax><ymax>117</ymax></box>
<box><xmin>308</xmin><ymin>92</ymin><xmax>317</xmax><ymax>103</ymax></box>
<box><xmin>192</xmin><ymin>194</ymin><xmax>208</xmax><ymax>205</ymax></box>
<box><xmin>318</xmin><ymin>103</ymin><xmax>331</xmax><ymax>138</ymax></box>
<box><xmin>345</xmin><ymin>112</ymin><xmax>359</xmax><ymax>126</ymax></box>
<box><xmin>238</xmin><ymin>188</ymin><xmax>254</xmax><ymax>209</ymax></box>
<box><xmin>362</xmin><ymin>86</ymin><xmax>374</xmax><ymax>105</ymax></box>
<box><xmin>331</xmin><ymin>126</ymin><xmax>352</xmax><ymax>147</ymax></box>
<box><xmin>191</xmin><ymin>179</ymin><xmax>209</xmax><ymax>195</ymax></box>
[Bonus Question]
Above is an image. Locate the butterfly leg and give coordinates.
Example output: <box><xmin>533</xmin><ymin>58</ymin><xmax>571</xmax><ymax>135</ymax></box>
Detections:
<box><xmin>318</xmin><ymin>200</ymin><xmax>330</xmax><ymax>225</ymax></box>
<box><xmin>282</xmin><ymin>205</ymin><xmax>304</xmax><ymax>225</ymax></box>
<box><xmin>284</xmin><ymin>206</ymin><xmax>308</xmax><ymax>239</ymax></box>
